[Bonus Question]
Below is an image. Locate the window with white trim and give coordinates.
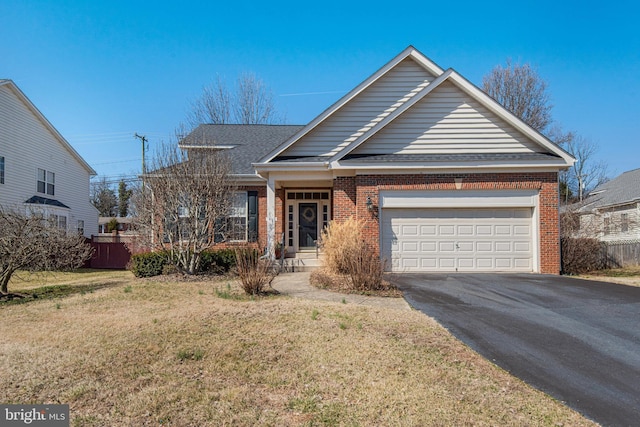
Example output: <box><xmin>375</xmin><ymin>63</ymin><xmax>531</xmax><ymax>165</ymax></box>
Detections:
<box><xmin>621</xmin><ymin>213</ymin><xmax>629</xmax><ymax>233</ymax></box>
<box><xmin>0</xmin><ymin>156</ymin><xmax>5</xmax><ymax>184</ymax></box>
<box><xmin>52</xmin><ymin>214</ymin><xmax>67</xmax><ymax>231</ymax></box>
<box><xmin>228</xmin><ymin>192</ymin><xmax>248</xmax><ymax>241</ymax></box>
<box><xmin>77</xmin><ymin>220</ymin><xmax>85</xmax><ymax>235</ymax></box>
<box><xmin>37</xmin><ymin>168</ymin><xmax>55</xmax><ymax>195</ymax></box>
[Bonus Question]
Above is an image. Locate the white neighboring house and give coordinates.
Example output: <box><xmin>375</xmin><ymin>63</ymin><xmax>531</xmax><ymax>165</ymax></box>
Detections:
<box><xmin>577</xmin><ymin>168</ymin><xmax>640</xmax><ymax>242</ymax></box>
<box><xmin>0</xmin><ymin>79</ymin><xmax>98</xmax><ymax>237</ymax></box>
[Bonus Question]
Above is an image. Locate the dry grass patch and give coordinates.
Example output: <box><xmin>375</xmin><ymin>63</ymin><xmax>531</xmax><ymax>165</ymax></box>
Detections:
<box><xmin>310</xmin><ymin>267</ymin><xmax>402</xmax><ymax>297</ymax></box>
<box><xmin>578</xmin><ymin>265</ymin><xmax>640</xmax><ymax>287</ymax></box>
<box><xmin>0</xmin><ymin>271</ymin><xmax>595</xmax><ymax>426</ymax></box>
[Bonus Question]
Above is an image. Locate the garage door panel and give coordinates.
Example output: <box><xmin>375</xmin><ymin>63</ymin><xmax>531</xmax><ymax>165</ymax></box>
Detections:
<box><xmin>439</xmin><ymin>241</ymin><xmax>455</xmax><ymax>252</ymax></box>
<box><xmin>439</xmin><ymin>258</ymin><xmax>455</xmax><ymax>269</ymax></box>
<box><xmin>421</xmin><ymin>242</ymin><xmax>437</xmax><ymax>252</ymax></box>
<box><xmin>382</xmin><ymin>207</ymin><xmax>533</xmax><ymax>272</ymax></box>
<box><xmin>420</xmin><ymin>225</ymin><xmax>436</xmax><ymax>235</ymax></box>
<box><xmin>476</xmin><ymin>242</ymin><xmax>493</xmax><ymax>252</ymax></box>
<box><xmin>495</xmin><ymin>225</ymin><xmax>511</xmax><ymax>235</ymax></box>
<box><xmin>402</xmin><ymin>225</ymin><xmax>418</xmax><ymax>236</ymax></box>
<box><xmin>402</xmin><ymin>241</ymin><xmax>419</xmax><ymax>252</ymax></box>
<box><xmin>495</xmin><ymin>241</ymin><xmax>512</xmax><ymax>252</ymax></box>
<box><xmin>457</xmin><ymin>241</ymin><xmax>474</xmax><ymax>252</ymax></box>
<box><xmin>458</xmin><ymin>225</ymin><xmax>474</xmax><ymax>235</ymax></box>
<box><xmin>439</xmin><ymin>225</ymin><xmax>455</xmax><ymax>235</ymax></box>
<box><xmin>477</xmin><ymin>258</ymin><xmax>494</xmax><ymax>269</ymax></box>
<box><xmin>421</xmin><ymin>258</ymin><xmax>437</xmax><ymax>268</ymax></box>
<box><xmin>495</xmin><ymin>258</ymin><xmax>513</xmax><ymax>268</ymax></box>
<box><xmin>476</xmin><ymin>225</ymin><xmax>492</xmax><ymax>235</ymax></box>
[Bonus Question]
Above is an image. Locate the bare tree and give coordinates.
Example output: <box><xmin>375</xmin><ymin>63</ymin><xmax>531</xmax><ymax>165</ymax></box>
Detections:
<box><xmin>0</xmin><ymin>208</ymin><xmax>93</xmax><ymax>296</ymax></box>
<box><xmin>91</xmin><ymin>177</ymin><xmax>117</xmax><ymax>216</ymax></box>
<box><xmin>186</xmin><ymin>72</ymin><xmax>282</xmax><ymax>129</ymax></box>
<box><xmin>483</xmin><ymin>62</ymin><xmax>608</xmax><ymax>203</ymax></box>
<box><xmin>130</xmin><ymin>142</ymin><xmax>235</xmax><ymax>275</ymax></box>
<box><xmin>564</xmin><ymin>134</ymin><xmax>608</xmax><ymax>202</ymax></box>
<box><xmin>483</xmin><ymin>59</ymin><xmax>553</xmax><ymax>133</ymax></box>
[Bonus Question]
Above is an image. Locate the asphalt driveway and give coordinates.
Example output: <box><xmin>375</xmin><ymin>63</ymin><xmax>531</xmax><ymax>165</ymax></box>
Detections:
<box><xmin>392</xmin><ymin>273</ymin><xmax>640</xmax><ymax>427</ymax></box>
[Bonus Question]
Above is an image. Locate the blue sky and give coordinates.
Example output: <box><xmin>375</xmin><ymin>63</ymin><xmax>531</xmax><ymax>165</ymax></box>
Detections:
<box><xmin>2</xmin><ymin>0</ymin><xmax>639</xmax><ymax>183</ymax></box>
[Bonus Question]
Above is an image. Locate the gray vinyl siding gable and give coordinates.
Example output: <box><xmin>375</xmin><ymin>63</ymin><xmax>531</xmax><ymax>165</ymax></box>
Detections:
<box><xmin>280</xmin><ymin>58</ymin><xmax>437</xmax><ymax>157</ymax></box>
<box><xmin>0</xmin><ymin>84</ymin><xmax>98</xmax><ymax>237</ymax></box>
<box><xmin>352</xmin><ymin>81</ymin><xmax>541</xmax><ymax>156</ymax></box>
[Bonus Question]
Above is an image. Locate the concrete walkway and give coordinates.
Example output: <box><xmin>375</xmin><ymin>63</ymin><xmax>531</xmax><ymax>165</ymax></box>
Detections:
<box><xmin>271</xmin><ymin>271</ymin><xmax>411</xmax><ymax>311</ymax></box>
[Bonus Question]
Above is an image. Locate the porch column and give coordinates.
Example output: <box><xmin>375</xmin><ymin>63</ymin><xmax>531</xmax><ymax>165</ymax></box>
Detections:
<box><xmin>266</xmin><ymin>175</ymin><xmax>276</xmax><ymax>257</ymax></box>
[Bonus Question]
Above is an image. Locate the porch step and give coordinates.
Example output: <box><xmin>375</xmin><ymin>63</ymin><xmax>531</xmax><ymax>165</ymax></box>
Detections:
<box><xmin>278</xmin><ymin>257</ymin><xmax>323</xmax><ymax>273</ymax></box>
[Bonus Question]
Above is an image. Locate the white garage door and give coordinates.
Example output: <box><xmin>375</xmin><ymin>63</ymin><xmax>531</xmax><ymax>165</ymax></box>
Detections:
<box><xmin>381</xmin><ymin>208</ymin><xmax>533</xmax><ymax>272</ymax></box>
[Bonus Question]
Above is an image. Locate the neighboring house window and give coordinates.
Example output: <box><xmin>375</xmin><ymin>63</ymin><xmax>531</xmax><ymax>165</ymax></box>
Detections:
<box><xmin>0</xmin><ymin>156</ymin><xmax>5</xmax><ymax>184</ymax></box>
<box><xmin>37</xmin><ymin>168</ymin><xmax>55</xmax><ymax>195</ymax></box>
<box><xmin>53</xmin><ymin>214</ymin><xmax>67</xmax><ymax>231</ymax></box>
<box><xmin>621</xmin><ymin>213</ymin><xmax>629</xmax><ymax>233</ymax></box>
<box><xmin>77</xmin><ymin>220</ymin><xmax>85</xmax><ymax>235</ymax></box>
<box><xmin>603</xmin><ymin>217</ymin><xmax>610</xmax><ymax>235</ymax></box>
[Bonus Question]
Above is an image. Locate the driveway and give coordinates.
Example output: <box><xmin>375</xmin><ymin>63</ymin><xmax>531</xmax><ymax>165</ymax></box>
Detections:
<box><xmin>392</xmin><ymin>273</ymin><xmax>640</xmax><ymax>427</ymax></box>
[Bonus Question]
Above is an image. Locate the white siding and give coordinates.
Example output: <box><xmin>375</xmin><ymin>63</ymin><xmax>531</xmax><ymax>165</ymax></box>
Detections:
<box><xmin>0</xmin><ymin>84</ymin><xmax>98</xmax><ymax>237</ymax></box>
<box><xmin>280</xmin><ymin>58</ymin><xmax>436</xmax><ymax>157</ymax></box>
<box><xmin>580</xmin><ymin>204</ymin><xmax>640</xmax><ymax>242</ymax></box>
<box><xmin>352</xmin><ymin>81</ymin><xmax>541</xmax><ymax>155</ymax></box>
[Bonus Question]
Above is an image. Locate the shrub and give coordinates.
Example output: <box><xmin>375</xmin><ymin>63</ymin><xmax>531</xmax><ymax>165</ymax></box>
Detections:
<box><xmin>561</xmin><ymin>237</ymin><xmax>605</xmax><ymax>274</ymax></box>
<box><xmin>129</xmin><ymin>252</ymin><xmax>167</xmax><ymax>277</ymax></box>
<box><xmin>320</xmin><ymin>217</ymin><xmax>365</xmax><ymax>275</ymax></box>
<box><xmin>342</xmin><ymin>242</ymin><xmax>387</xmax><ymax>291</ymax></box>
<box><xmin>199</xmin><ymin>248</ymin><xmax>236</xmax><ymax>273</ymax></box>
<box><xmin>320</xmin><ymin>218</ymin><xmax>387</xmax><ymax>291</ymax></box>
<box><xmin>234</xmin><ymin>246</ymin><xmax>277</xmax><ymax>295</ymax></box>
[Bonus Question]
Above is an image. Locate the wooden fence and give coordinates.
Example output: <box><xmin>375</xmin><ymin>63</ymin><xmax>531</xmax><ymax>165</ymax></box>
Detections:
<box><xmin>603</xmin><ymin>241</ymin><xmax>640</xmax><ymax>268</ymax></box>
<box><xmin>89</xmin><ymin>237</ymin><xmax>131</xmax><ymax>269</ymax></box>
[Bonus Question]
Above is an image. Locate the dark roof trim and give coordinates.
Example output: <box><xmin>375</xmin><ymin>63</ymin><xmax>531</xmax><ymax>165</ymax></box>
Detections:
<box><xmin>24</xmin><ymin>195</ymin><xmax>70</xmax><ymax>209</ymax></box>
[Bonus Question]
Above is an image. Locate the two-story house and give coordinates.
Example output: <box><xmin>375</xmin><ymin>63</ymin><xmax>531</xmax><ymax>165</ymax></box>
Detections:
<box><xmin>0</xmin><ymin>79</ymin><xmax>98</xmax><ymax>237</ymax></box>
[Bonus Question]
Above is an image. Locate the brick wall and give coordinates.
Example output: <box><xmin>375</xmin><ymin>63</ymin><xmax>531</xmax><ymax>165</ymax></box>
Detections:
<box><xmin>332</xmin><ymin>172</ymin><xmax>560</xmax><ymax>274</ymax></box>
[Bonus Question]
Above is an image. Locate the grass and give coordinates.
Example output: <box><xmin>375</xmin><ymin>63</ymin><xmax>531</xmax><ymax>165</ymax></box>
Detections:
<box><xmin>0</xmin><ymin>270</ymin><xmax>595</xmax><ymax>426</ymax></box>
<box><xmin>579</xmin><ymin>265</ymin><xmax>640</xmax><ymax>287</ymax></box>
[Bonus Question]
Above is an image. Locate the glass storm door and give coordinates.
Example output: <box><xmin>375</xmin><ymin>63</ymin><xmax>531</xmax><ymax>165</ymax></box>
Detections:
<box><xmin>298</xmin><ymin>203</ymin><xmax>318</xmax><ymax>249</ymax></box>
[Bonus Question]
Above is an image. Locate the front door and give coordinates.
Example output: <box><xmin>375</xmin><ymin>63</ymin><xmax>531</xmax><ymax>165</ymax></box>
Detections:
<box><xmin>298</xmin><ymin>203</ymin><xmax>318</xmax><ymax>250</ymax></box>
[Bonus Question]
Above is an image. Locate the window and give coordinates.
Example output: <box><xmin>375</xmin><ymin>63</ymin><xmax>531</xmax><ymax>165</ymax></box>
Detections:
<box><xmin>603</xmin><ymin>217</ymin><xmax>610</xmax><ymax>235</ymax></box>
<box><xmin>37</xmin><ymin>168</ymin><xmax>55</xmax><ymax>195</ymax></box>
<box><xmin>213</xmin><ymin>191</ymin><xmax>258</xmax><ymax>243</ymax></box>
<box><xmin>228</xmin><ymin>192</ymin><xmax>248</xmax><ymax>241</ymax></box>
<box><xmin>77</xmin><ymin>220</ymin><xmax>85</xmax><ymax>235</ymax></box>
<box><xmin>621</xmin><ymin>213</ymin><xmax>629</xmax><ymax>233</ymax></box>
<box><xmin>0</xmin><ymin>156</ymin><xmax>4</xmax><ymax>184</ymax></box>
<box><xmin>53</xmin><ymin>214</ymin><xmax>67</xmax><ymax>231</ymax></box>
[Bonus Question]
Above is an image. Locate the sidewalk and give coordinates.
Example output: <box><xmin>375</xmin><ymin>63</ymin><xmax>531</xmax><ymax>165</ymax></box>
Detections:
<box><xmin>271</xmin><ymin>271</ymin><xmax>411</xmax><ymax>311</ymax></box>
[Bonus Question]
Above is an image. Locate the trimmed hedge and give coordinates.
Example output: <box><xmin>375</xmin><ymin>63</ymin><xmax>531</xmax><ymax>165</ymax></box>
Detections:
<box><xmin>129</xmin><ymin>248</ymin><xmax>237</xmax><ymax>277</ymax></box>
<box><xmin>129</xmin><ymin>252</ymin><xmax>168</xmax><ymax>277</ymax></box>
<box><xmin>199</xmin><ymin>248</ymin><xmax>237</xmax><ymax>273</ymax></box>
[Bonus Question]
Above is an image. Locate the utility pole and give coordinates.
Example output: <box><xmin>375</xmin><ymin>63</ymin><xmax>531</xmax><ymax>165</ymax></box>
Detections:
<box><xmin>134</xmin><ymin>133</ymin><xmax>148</xmax><ymax>190</ymax></box>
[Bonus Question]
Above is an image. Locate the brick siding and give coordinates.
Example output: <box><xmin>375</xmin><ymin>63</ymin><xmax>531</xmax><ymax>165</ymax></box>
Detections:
<box><xmin>332</xmin><ymin>172</ymin><xmax>561</xmax><ymax>274</ymax></box>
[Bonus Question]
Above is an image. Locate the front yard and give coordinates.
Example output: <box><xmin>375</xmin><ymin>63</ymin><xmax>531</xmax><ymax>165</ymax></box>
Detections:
<box><xmin>1</xmin><ymin>270</ymin><xmax>595</xmax><ymax>426</ymax></box>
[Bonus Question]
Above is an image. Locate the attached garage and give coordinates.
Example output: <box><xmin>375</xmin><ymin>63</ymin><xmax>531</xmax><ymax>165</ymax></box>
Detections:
<box><xmin>379</xmin><ymin>191</ymin><xmax>539</xmax><ymax>272</ymax></box>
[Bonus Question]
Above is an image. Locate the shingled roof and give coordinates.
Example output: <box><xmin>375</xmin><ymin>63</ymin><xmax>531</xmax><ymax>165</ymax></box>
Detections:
<box><xmin>579</xmin><ymin>168</ymin><xmax>640</xmax><ymax>211</ymax></box>
<box><xmin>179</xmin><ymin>124</ymin><xmax>304</xmax><ymax>175</ymax></box>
